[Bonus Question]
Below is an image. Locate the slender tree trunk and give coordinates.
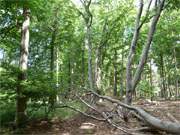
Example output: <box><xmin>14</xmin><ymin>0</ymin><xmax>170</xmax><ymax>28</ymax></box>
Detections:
<box><xmin>149</xmin><ymin>60</ymin><xmax>153</xmax><ymax>99</ymax></box>
<box><xmin>94</xmin><ymin>19</ymin><xmax>108</xmax><ymax>93</ymax></box>
<box><xmin>49</xmin><ymin>28</ymin><xmax>57</xmax><ymax>108</ymax></box>
<box><xmin>124</xmin><ymin>0</ymin><xmax>165</xmax><ymax>121</ymax></box>
<box><xmin>113</xmin><ymin>49</ymin><xmax>117</xmax><ymax>96</ymax></box>
<box><xmin>80</xmin><ymin>0</ymin><xmax>94</xmax><ymax>90</ymax></box>
<box><xmin>173</xmin><ymin>48</ymin><xmax>179</xmax><ymax>98</ymax></box>
<box><xmin>81</xmin><ymin>47</ymin><xmax>85</xmax><ymax>87</ymax></box>
<box><xmin>160</xmin><ymin>54</ymin><xmax>166</xmax><ymax>98</ymax></box>
<box><xmin>85</xmin><ymin>25</ymin><xmax>94</xmax><ymax>89</ymax></box>
<box><xmin>56</xmin><ymin>47</ymin><xmax>59</xmax><ymax>87</ymax></box>
<box><xmin>94</xmin><ymin>47</ymin><xmax>102</xmax><ymax>93</ymax></box>
<box><xmin>68</xmin><ymin>54</ymin><xmax>71</xmax><ymax>92</ymax></box>
<box><xmin>125</xmin><ymin>0</ymin><xmax>143</xmax><ymax>105</ymax></box>
<box><xmin>50</xmin><ymin>32</ymin><xmax>55</xmax><ymax>78</ymax></box>
<box><xmin>120</xmin><ymin>48</ymin><xmax>124</xmax><ymax>97</ymax></box>
<box><xmin>126</xmin><ymin>0</ymin><xmax>165</xmax><ymax>104</ymax></box>
<box><xmin>16</xmin><ymin>7</ymin><xmax>30</xmax><ymax>127</ymax></box>
<box><xmin>49</xmin><ymin>7</ymin><xmax>59</xmax><ymax>107</ymax></box>
<box><xmin>56</xmin><ymin>47</ymin><xmax>60</xmax><ymax>102</ymax></box>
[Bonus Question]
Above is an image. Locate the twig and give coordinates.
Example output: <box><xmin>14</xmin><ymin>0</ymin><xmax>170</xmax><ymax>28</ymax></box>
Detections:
<box><xmin>55</xmin><ymin>104</ymin><xmax>106</xmax><ymax>121</ymax></box>
<box><xmin>76</xmin><ymin>94</ymin><xmax>101</xmax><ymax>114</ymax></box>
<box><xmin>82</xmin><ymin>88</ymin><xmax>180</xmax><ymax>133</ymax></box>
<box><xmin>166</xmin><ymin>113</ymin><xmax>180</xmax><ymax>124</ymax></box>
<box><xmin>102</xmin><ymin>112</ymin><xmax>133</xmax><ymax>135</ymax></box>
<box><xmin>102</xmin><ymin>112</ymin><xmax>147</xmax><ymax>135</ymax></box>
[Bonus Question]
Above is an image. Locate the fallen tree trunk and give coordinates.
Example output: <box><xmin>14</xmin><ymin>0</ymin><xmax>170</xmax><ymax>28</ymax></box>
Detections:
<box><xmin>89</xmin><ymin>91</ymin><xmax>180</xmax><ymax>134</ymax></box>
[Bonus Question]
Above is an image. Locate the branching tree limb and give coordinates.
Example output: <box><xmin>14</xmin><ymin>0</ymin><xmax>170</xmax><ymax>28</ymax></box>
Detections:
<box><xmin>55</xmin><ymin>104</ymin><xmax>106</xmax><ymax>121</ymax></box>
<box><xmin>88</xmin><ymin>91</ymin><xmax>180</xmax><ymax>134</ymax></box>
<box><xmin>125</xmin><ymin>0</ymin><xmax>144</xmax><ymax>107</ymax></box>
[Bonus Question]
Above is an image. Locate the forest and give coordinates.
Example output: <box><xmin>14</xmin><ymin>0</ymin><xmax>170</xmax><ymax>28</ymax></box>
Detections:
<box><xmin>0</xmin><ymin>0</ymin><xmax>180</xmax><ymax>134</ymax></box>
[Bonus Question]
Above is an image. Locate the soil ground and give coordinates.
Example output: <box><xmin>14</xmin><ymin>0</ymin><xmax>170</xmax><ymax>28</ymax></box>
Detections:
<box><xmin>3</xmin><ymin>100</ymin><xmax>180</xmax><ymax>135</ymax></box>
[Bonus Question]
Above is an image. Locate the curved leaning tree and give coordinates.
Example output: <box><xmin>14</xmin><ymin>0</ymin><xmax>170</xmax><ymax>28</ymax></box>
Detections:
<box><xmin>121</xmin><ymin>0</ymin><xmax>180</xmax><ymax>133</ymax></box>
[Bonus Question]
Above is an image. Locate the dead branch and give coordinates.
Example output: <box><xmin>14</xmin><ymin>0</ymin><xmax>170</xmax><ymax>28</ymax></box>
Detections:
<box><xmin>88</xmin><ymin>91</ymin><xmax>180</xmax><ymax>134</ymax></box>
<box><xmin>102</xmin><ymin>112</ymin><xmax>135</xmax><ymax>135</ymax></box>
<box><xmin>166</xmin><ymin>113</ymin><xmax>180</xmax><ymax>124</ymax></box>
<box><xmin>76</xmin><ymin>94</ymin><xmax>101</xmax><ymax>114</ymax></box>
<box><xmin>55</xmin><ymin>104</ymin><xmax>106</xmax><ymax>121</ymax></box>
<box><xmin>75</xmin><ymin>93</ymin><xmax>139</xmax><ymax>134</ymax></box>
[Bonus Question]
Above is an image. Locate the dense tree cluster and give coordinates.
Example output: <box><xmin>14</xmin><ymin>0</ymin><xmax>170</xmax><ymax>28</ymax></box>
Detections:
<box><xmin>0</xmin><ymin>0</ymin><xmax>179</xmax><ymax>131</ymax></box>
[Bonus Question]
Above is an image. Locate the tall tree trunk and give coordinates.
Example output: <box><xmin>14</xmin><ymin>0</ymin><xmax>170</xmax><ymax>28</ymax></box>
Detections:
<box><xmin>173</xmin><ymin>48</ymin><xmax>179</xmax><ymax>98</ymax></box>
<box><xmin>85</xmin><ymin>25</ymin><xmax>94</xmax><ymax>89</ymax></box>
<box><xmin>49</xmin><ymin>28</ymin><xmax>57</xmax><ymax>108</ymax></box>
<box><xmin>94</xmin><ymin>47</ymin><xmax>102</xmax><ymax>93</ymax></box>
<box><xmin>94</xmin><ymin>19</ymin><xmax>108</xmax><ymax>93</ymax></box>
<box><xmin>56</xmin><ymin>47</ymin><xmax>59</xmax><ymax>87</ymax></box>
<box><xmin>160</xmin><ymin>54</ymin><xmax>166</xmax><ymax>98</ymax></box>
<box><xmin>113</xmin><ymin>49</ymin><xmax>117</xmax><ymax>96</ymax></box>
<box><xmin>125</xmin><ymin>0</ymin><xmax>143</xmax><ymax>105</ymax></box>
<box><xmin>120</xmin><ymin>47</ymin><xmax>124</xmax><ymax>97</ymax></box>
<box><xmin>68</xmin><ymin>54</ymin><xmax>71</xmax><ymax>92</ymax></box>
<box><xmin>81</xmin><ymin>47</ymin><xmax>85</xmax><ymax>87</ymax></box>
<box><xmin>16</xmin><ymin>7</ymin><xmax>30</xmax><ymax>127</ymax></box>
<box><xmin>56</xmin><ymin>47</ymin><xmax>60</xmax><ymax>102</ymax></box>
<box><xmin>79</xmin><ymin>0</ymin><xmax>94</xmax><ymax>90</ymax></box>
<box><xmin>50</xmin><ymin>31</ymin><xmax>55</xmax><ymax>78</ymax></box>
<box><xmin>124</xmin><ymin>0</ymin><xmax>165</xmax><ymax>121</ymax></box>
<box><xmin>49</xmin><ymin>7</ymin><xmax>59</xmax><ymax>107</ymax></box>
<box><xmin>149</xmin><ymin>60</ymin><xmax>153</xmax><ymax>99</ymax></box>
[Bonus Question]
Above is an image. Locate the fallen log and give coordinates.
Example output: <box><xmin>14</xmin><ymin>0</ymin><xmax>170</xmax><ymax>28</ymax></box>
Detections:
<box><xmin>89</xmin><ymin>91</ymin><xmax>180</xmax><ymax>134</ymax></box>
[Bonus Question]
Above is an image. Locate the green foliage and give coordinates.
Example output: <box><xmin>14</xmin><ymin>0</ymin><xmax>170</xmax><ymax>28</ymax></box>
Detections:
<box><xmin>0</xmin><ymin>103</ymin><xmax>16</xmax><ymax>125</ymax></box>
<box><xmin>0</xmin><ymin>0</ymin><xmax>180</xmax><ymax>128</ymax></box>
<box><xmin>137</xmin><ymin>80</ymin><xmax>155</xmax><ymax>97</ymax></box>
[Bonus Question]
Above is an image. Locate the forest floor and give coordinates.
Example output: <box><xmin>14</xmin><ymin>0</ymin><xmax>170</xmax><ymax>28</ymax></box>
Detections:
<box><xmin>3</xmin><ymin>100</ymin><xmax>180</xmax><ymax>135</ymax></box>
<box><xmin>23</xmin><ymin>100</ymin><xmax>180</xmax><ymax>135</ymax></box>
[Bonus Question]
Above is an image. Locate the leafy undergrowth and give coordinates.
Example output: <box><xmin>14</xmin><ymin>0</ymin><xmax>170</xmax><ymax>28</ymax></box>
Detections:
<box><xmin>1</xmin><ymin>100</ymin><xmax>180</xmax><ymax>135</ymax></box>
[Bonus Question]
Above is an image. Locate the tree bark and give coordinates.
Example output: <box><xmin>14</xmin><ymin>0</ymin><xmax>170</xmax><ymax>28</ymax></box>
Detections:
<box><xmin>49</xmin><ymin>7</ymin><xmax>59</xmax><ymax>107</ymax></box>
<box><xmin>81</xmin><ymin>47</ymin><xmax>85</xmax><ymax>87</ymax></box>
<box><xmin>125</xmin><ymin>0</ymin><xmax>144</xmax><ymax>105</ymax></box>
<box><xmin>81</xmin><ymin>0</ymin><xmax>94</xmax><ymax>90</ymax></box>
<box><xmin>174</xmin><ymin>48</ymin><xmax>179</xmax><ymax>98</ymax></box>
<box><xmin>68</xmin><ymin>54</ymin><xmax>71</xmax><ymax>92</ymax></box>
<box><xmin>94</xmin><ymin>47</ymin><xmax>102</xmax><ymax>92</ymax></box>
<box><xmin>125</xmin><ymin>0</ymin><xmax>165</xmax><ymax>105</ymax></box>
<box><xmin>85</xmin><ymin>25</ymin><xmax>94</xmax><ymax>89</ymax></box>
<box><xmin>149</xmin><ymin>60</ymin><xmax>153</xmax><ymax>99</ymax></box>
<box><xmin>124</xmin><ymin>0</ymin><xmax>165</xmax><ymax>120</ymax></box>
<box><xmin>120</xmin><ymin>47</ymin><xmax>124</xmax><ymax>97</ymax></box>
<box><xmin>160</xmin><ymin>54</ymin><xmax>166</xmax><ymax>98</ymax></box>
<box><xmin>16</xmin><ymin>7</ymin><xmax>30</xmax><ymax>127</ymax></box>
<box><xmin>94</xmin><ymin>19</ymin><xmax>108</xmax><ymax>92</ymax></box>
<box><xmin>113</xmin><ymin>49</ymin><xmax>118</xmax><ymax>96</ymax></box>
<box><xmin>90</xmin><ymin>91</ymin><xmax>180</xmax><ymax>134</ymax></box>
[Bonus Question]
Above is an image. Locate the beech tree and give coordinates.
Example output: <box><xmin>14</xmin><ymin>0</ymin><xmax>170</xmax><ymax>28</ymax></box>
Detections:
<box><xmin>0</xmin><ymin>0</ymin><xmax>179</xmax><ymax>134</ymax></box>
<box><xmin>125</xmin><ymin>0</ymin><xmax>165</xmax><ymax>105</ymax></box>
<box><xmin>16</xmin><ymin>6</ymin><xmax>30</xmax><ymax>127</ymax></box>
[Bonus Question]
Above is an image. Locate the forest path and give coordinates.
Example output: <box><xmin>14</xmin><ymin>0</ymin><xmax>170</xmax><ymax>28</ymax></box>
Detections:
<box><xmin>24</xmin><ymin>100</ymin><xmax>180</xmax><ymax>135</ymax></box>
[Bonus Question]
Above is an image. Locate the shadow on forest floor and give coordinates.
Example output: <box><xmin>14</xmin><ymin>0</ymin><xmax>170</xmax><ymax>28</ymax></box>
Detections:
<box><xmin>1</xmin><ymin>100</ymin><xmax>180</xmax><ymax>135</ymax></box>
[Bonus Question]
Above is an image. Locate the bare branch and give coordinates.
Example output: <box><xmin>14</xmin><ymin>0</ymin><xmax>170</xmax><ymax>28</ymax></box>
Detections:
<box><xmin>76</xmin><ymin>94</ymin><xmax>101</xmax><ymax>114</ymax></box>
<box><xmin>132</xmin><ymin>0</ymin><xmax>165</xmax><ymax>90</ymax></box>
<box><xmin>138</xmin><ymin>0</ymin><xmax>153</xmax><ymax>29</ymax></box>
<box><xmin>55</xmin><ymin>104</ymin><xmax>106</xmax><ymax>121</ymax></box>
<box><xmin>87</xmin><ymin>90</ymin><xmax>180</xmax><ymax>134</ymax></box>
<box><xmin>166</xmin><ymin>113</ymin><xmax>180</xmax><ymax>124</ymax></box>
<box><xmin>125</xmin><ymin>0</ymin><xmax>144</xmax><ymax>104</ymax></box>
<box><xmin>87</xmin><ymin>0</ymin><xmax>92</xmax><ymax>7</ymax></box>
<box><xmin>102</xmin><ymin>112</ymin><xmax>134</xmax><ymax>135</ymax></box>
